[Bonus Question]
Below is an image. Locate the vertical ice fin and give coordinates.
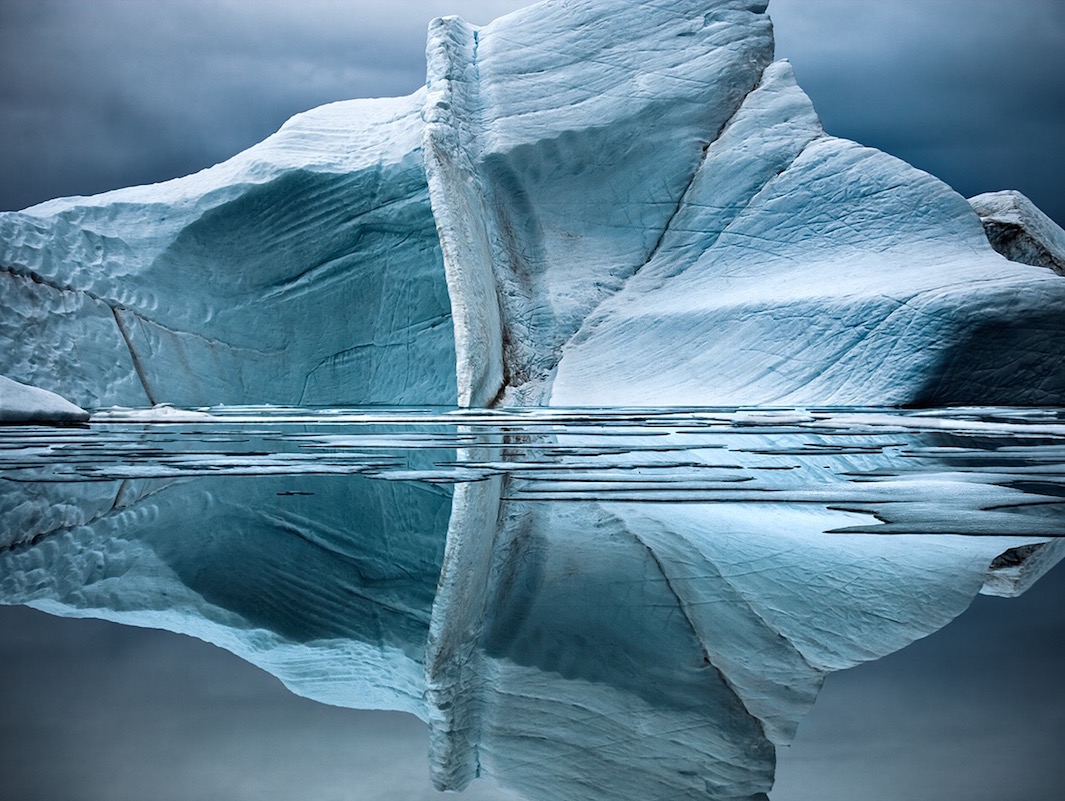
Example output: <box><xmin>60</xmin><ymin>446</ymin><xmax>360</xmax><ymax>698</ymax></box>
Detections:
<box><xmin>423</xmin><ymin>16</ymin><xmax>505</xmax><ymax>408</ymax></box>
<box><xmin>424</xmin><ymin>463</ymin><xmax>504</xmax><ymax>791</ymax></box>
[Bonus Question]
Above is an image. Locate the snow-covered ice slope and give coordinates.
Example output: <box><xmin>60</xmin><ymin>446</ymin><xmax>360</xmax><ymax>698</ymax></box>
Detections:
<box><xmin>0</xmin><ymin>94</ymin><xmax>456</xmax><ymax>409</ymax></box>
<box><xmin>547</xmin><ymin>58</ymin><xmax>1065</xmax><ymax>406</ymax></box>
<box><xmin>2</xmin><ymin>0</ymin><xmax>1063</xmax><ymax>407</ymax></box>
<box><xmin>0</xmin><ymin>375</ymin><xmax>87</xmax><ymax>423</ymax></box>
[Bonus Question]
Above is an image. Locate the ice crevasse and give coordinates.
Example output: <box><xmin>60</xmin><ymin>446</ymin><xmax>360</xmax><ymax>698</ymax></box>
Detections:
<box><xmin>2</xmin><ymin>0</ymin><xmax>1064</xmax><ymax>412</ymax></box>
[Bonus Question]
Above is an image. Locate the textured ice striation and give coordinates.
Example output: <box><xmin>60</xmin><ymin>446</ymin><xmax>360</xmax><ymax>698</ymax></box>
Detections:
<box><xmin>0</xmin><ymin>94</ymin><xmax>456</xmax><ymax>409</ymax></box>
<box><xmin>2</xmin><ymin>0</ymin><xmax>1064</xmax><ymax>409</ymax></box>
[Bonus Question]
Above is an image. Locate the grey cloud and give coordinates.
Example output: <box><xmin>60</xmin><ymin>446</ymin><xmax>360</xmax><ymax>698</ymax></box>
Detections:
<box><xmin>0</xmin><ymin>605</ymin><xmax>515</xmax><ymax>801</ymax></box>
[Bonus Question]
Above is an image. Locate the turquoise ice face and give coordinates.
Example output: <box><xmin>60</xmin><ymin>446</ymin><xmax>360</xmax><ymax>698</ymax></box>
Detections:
<box><xmin>0</xmin><ymin>93</ymin><xmax>457</xmax><ymax>410</ymax></box>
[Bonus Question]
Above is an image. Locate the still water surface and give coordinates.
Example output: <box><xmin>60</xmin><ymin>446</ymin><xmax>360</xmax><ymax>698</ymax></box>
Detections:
<box><xmin>1</xmin><ymin>407</ymin><xmax>1063</xmax><ymax>800</ymax></box>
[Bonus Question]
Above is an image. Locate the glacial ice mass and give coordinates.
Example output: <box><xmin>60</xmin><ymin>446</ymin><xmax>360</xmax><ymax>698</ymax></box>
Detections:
<box><xmin>1</xmin><ymin>0</ymin><xmax>1063</xmax><ymax>410</ymax></box>
<box><xmin>0</xmin><ymin>375</ymin><xmax>88</xmax><ymax>423</ymax></box>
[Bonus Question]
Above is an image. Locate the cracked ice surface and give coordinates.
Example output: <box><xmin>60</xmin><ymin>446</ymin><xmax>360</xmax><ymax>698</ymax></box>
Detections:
<box><xmin>2</xmin><ymin>0</ymin><xmax>1064</xmax><ymax>410</ymax></box>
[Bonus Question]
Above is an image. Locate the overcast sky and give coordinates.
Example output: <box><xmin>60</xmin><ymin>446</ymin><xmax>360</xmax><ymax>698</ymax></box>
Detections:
<box><xmin>0</xmin><ymin>0</ymin><xmax>1063</xmax><ymax>224</ymax></box>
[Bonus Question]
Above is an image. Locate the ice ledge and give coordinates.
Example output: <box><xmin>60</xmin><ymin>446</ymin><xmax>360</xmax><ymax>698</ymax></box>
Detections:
<box><xmin>981</xmin><ymin>539</ymin><xmax>1065</xmax><ymax>598</ymax></box>
<box><xmin>970</xmin><ymin>189</ymin><xmax>1065</xmax><ymax>276</ymax></box>
<box><xmin>0</xmin><ymin>375</ymin><xmax>88</xmax><ymax>424</ymax></box>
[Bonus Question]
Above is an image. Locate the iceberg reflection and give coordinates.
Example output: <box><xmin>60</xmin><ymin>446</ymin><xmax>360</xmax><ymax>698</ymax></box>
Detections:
<box><xmin>1</xmin><ymin>408</ymin><xmax>1062</xmax><ymax>800</ymax></box>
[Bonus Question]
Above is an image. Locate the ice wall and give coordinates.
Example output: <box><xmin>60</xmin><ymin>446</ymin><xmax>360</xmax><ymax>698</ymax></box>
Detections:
<box><xmin>424</xmin><ymin>0</ymin><xmax>774</xmax><ymax>405</ymax></box>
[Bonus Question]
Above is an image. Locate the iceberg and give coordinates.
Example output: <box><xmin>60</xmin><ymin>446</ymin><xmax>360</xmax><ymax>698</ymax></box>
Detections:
<box><xmin>0</xmin><ymin>0</ymin><xmax>1062</xmax><ymax>409</ymax></box>
<box><xmin>1</xmin><ymin>0</ymin><xmax>1064</xmax><ymax>797</ymax></box>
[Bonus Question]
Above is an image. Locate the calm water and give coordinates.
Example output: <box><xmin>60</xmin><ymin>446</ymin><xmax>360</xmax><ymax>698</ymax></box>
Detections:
<box><xmin>1</xmin><ymin>407</ymin><xmax>1063</xmax><ymax>800</ymax></box>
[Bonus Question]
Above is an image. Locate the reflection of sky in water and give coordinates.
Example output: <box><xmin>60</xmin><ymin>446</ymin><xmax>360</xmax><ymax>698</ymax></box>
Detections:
<box><xmin>1</xmin><ymin>408</ymin><xmax>1063</xmax><ymax>800</ymax></box>
<box><xmin>2</xmin><ymin>580</ymin><xmax>1063</xmax><ymax>801</ymax></box>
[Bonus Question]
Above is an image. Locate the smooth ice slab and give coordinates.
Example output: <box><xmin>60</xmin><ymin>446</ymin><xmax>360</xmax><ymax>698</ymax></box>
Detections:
<box><xmin>0</xmin><ymin>375</ymin><xmax>87</xmax><ymax>424</ymax></box>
